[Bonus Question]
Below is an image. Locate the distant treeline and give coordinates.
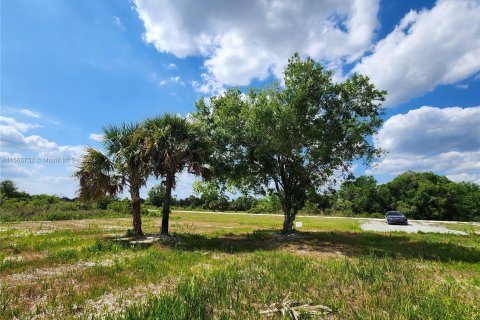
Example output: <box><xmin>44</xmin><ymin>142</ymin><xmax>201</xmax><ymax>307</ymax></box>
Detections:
<box><xmin>151</xmin><ymin>171</ymin><xmax>480</xmax><ymax>221</ymax></box>
<box><xmin>331</xmin><ymin>171</ymin><xmax>479</xmax><ymax>221</ymax></box>
<box><xmin>1</xmin><ymin>170</ymin><xmax>479</xmax><ymax>222</ymax></box>
<box><xmin>0</xmin><ymin>180</ymin><xmax>148</xmax><ymax>222</ymax></box>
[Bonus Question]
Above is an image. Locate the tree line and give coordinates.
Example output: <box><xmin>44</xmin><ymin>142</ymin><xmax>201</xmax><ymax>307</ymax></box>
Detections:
<box><xmin>145</xmin><ymin>171</ymin><xmax>480</xmax><ymax>221</ymax></box>
<box><xmin>0</xmin><ymin>179</ymin><xmax>147</xmax><ymax>222</ymax></box>
<box><xmin>333</xmin><ymin>172</ymin><xmax>480</xmax><ymax>221</ymax></box>
<box><xmin>8</xmin><ymin>54</ymin><xmax>475</xmax><ymax>235</ymax></box>
<box><xmin>2</xmin><ymin>169</ymin><xmax>479</xmax><ymax>223</ymax></box>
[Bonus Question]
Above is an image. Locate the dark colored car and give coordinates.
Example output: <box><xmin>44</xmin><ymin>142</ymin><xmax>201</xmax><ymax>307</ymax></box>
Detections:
<box><xmin>385</xmin><ymin>211</ymin><xmax>408</xmax><ymax>225</ymax></box>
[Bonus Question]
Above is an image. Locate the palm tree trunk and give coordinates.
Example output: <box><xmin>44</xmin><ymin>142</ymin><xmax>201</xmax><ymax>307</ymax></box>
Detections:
<box><xmin>131</xmin><ymin>188</ymin><xmax>143</xmax><ymax>237</ymax></box>
<box><xmin>161</xmin><ymin>173</ymin><xmax>174</xmax><ymax>235</ymax></box>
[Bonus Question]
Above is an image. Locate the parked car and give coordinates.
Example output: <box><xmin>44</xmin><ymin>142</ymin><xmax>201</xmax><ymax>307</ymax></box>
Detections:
<box><xmin>385</xmin><ymin>211</ymin><xmax>408</xmax><ymax>225</ymax></box>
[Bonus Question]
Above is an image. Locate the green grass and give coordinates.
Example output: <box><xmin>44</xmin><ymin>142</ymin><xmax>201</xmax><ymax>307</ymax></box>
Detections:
<box><xmin>111</xmin><ymin>252</ymin><xmax>479</xmax><ymax>320</ymax></box>
<box><xmin>440</xmin><ymin>222</ymin><xmax>480</xmax><ymax>234</ymax></box>
<box><xmin>0</xmin><ymin>209</ymin><xmax>131</xmax><ymax>222</ymax></box>
<box><xmin>0</xmin><ymin>212</ymin><xmax>479</xmax><ymax>319</ymax></box>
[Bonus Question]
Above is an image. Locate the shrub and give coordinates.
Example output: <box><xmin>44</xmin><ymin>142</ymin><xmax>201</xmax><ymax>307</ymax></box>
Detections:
<box><xmin>107</xmin><ymin>199</ymin><xmax>131</xmax><ymax>214</ymax></box>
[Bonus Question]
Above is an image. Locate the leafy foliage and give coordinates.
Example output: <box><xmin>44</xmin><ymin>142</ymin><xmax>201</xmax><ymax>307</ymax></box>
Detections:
<box><xmin>147</xmin><ymin>184</ymin><xmax>166</xmax><ymax>208</ymax></box>
<box><xmin>0</xmin><ymin>180</ymin><xmax>29</xmax><ymax>199</ymax></box>
<box><xmin>333</xmin><ymin>172</ymin><xmax>480</xmax><ymax>221</ymax></box>
<box><xmin>334</xmin><ymin>176</ymin><xmax>382</xmax><ymax>214</ymax></box>
<box><xmin>379</xmin><ymin>171</ymin><xmax>480</xmax><ymax>220</ymax></box>
<box><xmin>195</xmin><ymin>53</ymin><xmax>386</xmax><ymax>233</ymax></box>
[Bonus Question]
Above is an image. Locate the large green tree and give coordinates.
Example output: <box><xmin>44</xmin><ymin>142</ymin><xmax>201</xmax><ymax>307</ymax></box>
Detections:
<box><xmin>147</xmin><ymin>184</ymin><xmax>166</xmax><ymax>208</ymax></box>
<box><xmin>142</xmin><ymin>114</ymin><xmax>210</xmax><ymax>235</ymax></box>
<box><xmin>447</xmin><ymin>181</ymin><xmax>480</xmax><ymax>221</ymax></box>
<box><xmin>75</xmin><ymin>123</ymin><xmax>149</xmax><ymax>236</ymax></box>
<box><xmin>379</xmin><ymin>171</ymin><xmax>480</xmax><ymax>220</ymax></box>
<box><xmin>192</xmin><ymin>181</ymin><xmax>224</xmax><ymax>209</ymax></box>
<box><xmin>335</xmin><ymin>176</ymin><xmax>382</xmax><ymax>214</ymax></box>
<box><xmin>0</xmin><ymin>180</ymin><xmax>21</xmax><ymax>198</ymax></box>
<box><xmin>195</xmin><ymin>53</ymin><xmax>386</xmax><ymax>234</ymax></box>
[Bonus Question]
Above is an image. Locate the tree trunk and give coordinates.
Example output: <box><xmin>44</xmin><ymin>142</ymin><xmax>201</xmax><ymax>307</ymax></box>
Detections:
<box><xmin>281</xmin><ymin>197</ymin><xmax>297</xmax><ymax>235</ymax></box>
<box><xmin>130</xmin><ymin>188</ymin><xmax>143</xmax><ymax>237</ymax></box>
<box><xmin>161</xmin><ymin>173</ymin><xmax>174</xmax><ymax>235</ymax></box>
<box><xmin>282</xmin><ymin>210</ymin><xmax>296</xmax><ymax>235</ymax></box>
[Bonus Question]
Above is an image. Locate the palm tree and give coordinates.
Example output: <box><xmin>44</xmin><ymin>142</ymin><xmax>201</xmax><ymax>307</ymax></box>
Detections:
<box><xmin>74</xmin><ymin>123</ymin><xmax>149</xmax><ymax>236</ymax></box>
<box><xmin>142</xmin><ymin>114</ymin><xmax>210</xmax><ymax>235</ymax></box>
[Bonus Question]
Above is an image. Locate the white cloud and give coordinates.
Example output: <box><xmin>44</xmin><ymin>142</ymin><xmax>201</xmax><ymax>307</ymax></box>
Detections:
<box><xmin>191</xmin><ymin>73</ymin><xmax>225</xmax><ymax>95</ymax></box>
<box><xmin>170</xmin><ymin>76</ymin><xmax>185</xmax><ymax>86</ymax></box>
<box><xmin>157</xmin><ymin>76</ymin><xmax>186</xmax><ymax>87</ymax></box>
<box><xmin>353</xmin><ymin>0</ymin><xmax>480</xmax><ymax>107</ymax></box>
<box><xmin>113</xmin><ymin>16</ymin><xmax>126</xmax><ymax>31</ymax></box>
<box><xmin>89</xmin><ymin>133</ymin><xmax>103</xmax><ymax>142</ymax></box>
<box><xmin>0</xmin><ymin>151</ymin><xmax>33</xmax><ymax>178</ymax></box>
<box><xmin>0</xmin><ymin>116</ymin><xmax>86</xmax><ymax>197</ymax></box>
<box><xmin>447</xmin><ymin>173</ymin><xmax>480</xmax><ymax>184</ymax></box>
<box><xmin>134</xmin><ymin>0</ymin><xmax>380</xmax><ymax>91</ymax></box>
<box><xmin>41</xmin><ymin>176</ymin><xmax>73</xmax><ymax>183</ymax></box>
<box><xmin>0</xmin><ymin>121</ymin><xmax>84</xmax><ymax>160</ymax></box>
<box><xmin>0</xmin><ymin>116</ymin><xmax>42</xmax><ymax>132</ymax></box>
<box><xmin>19</xmin><ymin>108</ymin><xmax>41</xmax><ymax>118</ymax></box>
<box><xmin>370</xmin><ymin>106</ymin><xmax>480</xmax><ymax>183</ymax></box>
<box><xmin>0</xmin><ymin>151</ymin><xmax>22</xmax><ymax>158</ymax></box>
<box><xmin>375</xmin><ymin>106</ymin><xmax>480</xmax><ymax>156</ymax></box>
<box><xmin>167</xmin><ymin>63</ymin><xmax>177</xmax><ymax>69</ymax></box>
<box><xmin>38</xmin><ymin>145</ymin><xmax>84</xmax><ymax>160</ymax></box>
<box><xmin>0</xmin><ymin>125</ymin><xmax>55</xmax><ymax>151</ymax></box>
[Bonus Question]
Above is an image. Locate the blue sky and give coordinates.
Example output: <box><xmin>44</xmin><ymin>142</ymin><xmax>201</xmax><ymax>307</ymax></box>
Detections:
<box><xmin>1</xmin><ymin>0</ymin><xmax>479</xmax><ymax>198</ymax></box>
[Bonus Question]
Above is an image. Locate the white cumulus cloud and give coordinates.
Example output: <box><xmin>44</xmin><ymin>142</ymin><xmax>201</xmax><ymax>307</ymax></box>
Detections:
<box><xmin>0</xmin><ymin>116</ymin><xmax>42</xmax><ymax>132</ymax></box>
<box><xmin>0</xmin><ymin>151</ymin><xmax>33</xmax><ymax>178</ymax></box>
<box><xmin>19</xmin><ymin>108</ymin><xmax>41</xmax><ymax>118</ymax></box>
<box><xmin>134</xmin><ymin>0</ymin><xmax>380</xmax><ymax>90</ymax></box>
<box><xmin>0</xmin><ymin>116</ymin><xmax>86</xmax><ymax>197</ymax></box>
<box><xmin>89</xmin><ymin>133</ymin><xmax>104</xmax><ymax>142</ymax></box>
<box><xmin>371</xmin><ymin>106</ymin><xmax>480</xmax><ymax>183</ymax></box>
<box><xmin>0</xmin><ymin>119</ymin><xmax>84</xmax><ymax>160</ymax></box>
<box><xmin>353</xmin><ymin>0</ymin><xmax>480</xmax><ymax>107</ymax></box>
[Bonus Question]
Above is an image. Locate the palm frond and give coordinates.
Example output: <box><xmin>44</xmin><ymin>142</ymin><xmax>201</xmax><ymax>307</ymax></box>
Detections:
<box><xmin>141</xmin><ymin>114</ymin><xmax>211</xmax><ymax>178</ymax></box>
<box><xmin>74</xmin><ymin>147</ymin><xmax>123</xmax><ymax>200</ymax></box>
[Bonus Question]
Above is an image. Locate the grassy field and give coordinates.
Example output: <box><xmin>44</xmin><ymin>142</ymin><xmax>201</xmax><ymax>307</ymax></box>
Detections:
<box><xmin>1</xmin><ymin>211</ymin><xmax>479</xmax><ymax>319</ymax></box>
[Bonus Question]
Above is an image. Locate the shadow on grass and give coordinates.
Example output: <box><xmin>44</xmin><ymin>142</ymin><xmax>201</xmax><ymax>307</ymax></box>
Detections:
<box><xmin>100</xmin><ymin>229</ymin><xmax>480</xmax><ymax>264</ymax></box>
<box><xmin>153</xmin><ymin>230</ymin><xmax>479</xmax><ymax>264</ymax></box>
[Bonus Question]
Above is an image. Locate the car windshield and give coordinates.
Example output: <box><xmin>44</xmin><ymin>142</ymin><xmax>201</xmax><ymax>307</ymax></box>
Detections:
<box><xmin>387</xmin><ymin>211</ymin><xmax>403</xmax><ymax>216</ymax></box>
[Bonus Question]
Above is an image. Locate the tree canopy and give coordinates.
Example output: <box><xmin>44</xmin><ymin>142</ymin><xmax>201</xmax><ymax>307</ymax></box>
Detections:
<box><xmin>333</xmin><ymin>171</ymin><xmax>480</xmax><ymax>221</ymax></box>
<box><xmin>0</xmin><ymin>180</ymin><xmax>28</xmax><ymax>199</ymax></box>
<box><xmin>195</xmin><ymin>53</ymin><xmax>386</xmax><ymax>234</ymax></box>
<box><xmin>147</xmin><ymin>184</ymin><xmax>166</xmax><ymax>208</ymax></box>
